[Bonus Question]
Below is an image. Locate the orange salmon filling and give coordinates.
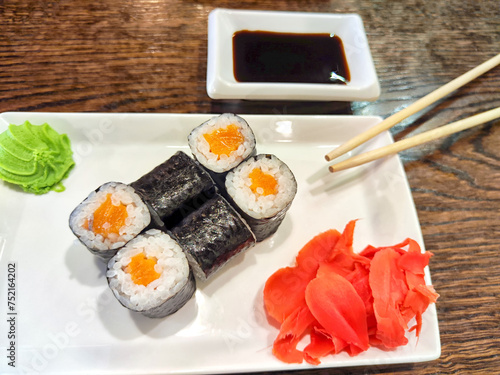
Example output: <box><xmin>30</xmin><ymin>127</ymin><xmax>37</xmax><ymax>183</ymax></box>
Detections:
<box><xmin>125</xmin><ymin>253</ymin><xmax>161</xmax><ymax>286</ymax></box>
<box><xmin>249</xmin><ymin>168</ymin><xmax>278</xmax><ymax>196</ymax></box>
<box><xmin>92</xmin><ymin>194</ymin><xmax>128</xmax><ymax>238</ymax></box>
<box><xmin>203</xmin><ymin>124</ymin><xmax>244</xmax><ymax>158</ymax></box>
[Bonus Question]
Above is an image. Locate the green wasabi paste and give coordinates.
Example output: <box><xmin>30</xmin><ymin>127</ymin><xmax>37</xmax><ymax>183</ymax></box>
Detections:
<box><xmin>0</xmin><ymin>121</ymin><xmax>75</xmax><ymax>194</ymax></box>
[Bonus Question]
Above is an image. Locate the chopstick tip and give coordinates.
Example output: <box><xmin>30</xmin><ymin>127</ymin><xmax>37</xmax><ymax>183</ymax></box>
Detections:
<box><xmin>328</xmin><ymin>165</ymin><xmax>335</xmax><ymax>173</ymax></box>
<box><xmin>324</xmin><ymin>154</ymin><xmax>332</xmax><ymax>162</ymax></box>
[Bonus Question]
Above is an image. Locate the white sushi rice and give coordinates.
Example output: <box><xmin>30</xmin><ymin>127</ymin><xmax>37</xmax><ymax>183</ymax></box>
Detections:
<box><xmin>225</xmin><ymin>154</ymin><xmax>297</xmax><ymax>219</ymax></box>
<box><xmin>69</xmin><ymin>182</ymin><xmax>151</xmax><ymax>251</ymax></box>
<box><xmin>188</xmin><ymin>113</ymin><xmax>255</xmax><ymax>173</ymax></box>
<box><xmin>107</xmin><ymin>229</ymin><xmax>190</xmax><ymax>312</ymax></box>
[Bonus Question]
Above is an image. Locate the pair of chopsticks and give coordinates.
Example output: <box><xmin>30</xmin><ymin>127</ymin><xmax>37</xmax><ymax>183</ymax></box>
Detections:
<box><xmin>326</xmin><ymin>53</ymin><xmax>500</xmax><ymax>173</ymax></box>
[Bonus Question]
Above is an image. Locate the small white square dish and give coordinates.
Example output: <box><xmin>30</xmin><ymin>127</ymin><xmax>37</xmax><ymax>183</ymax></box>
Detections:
<box><xmin>206</xmin><ymin>8</ymin><xmax>380</xmax><ymax>101</ymax></box>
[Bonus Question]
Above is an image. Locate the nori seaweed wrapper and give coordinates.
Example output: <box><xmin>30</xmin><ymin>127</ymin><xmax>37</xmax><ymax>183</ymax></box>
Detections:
<box><xmin>141</xmin><ymin>270</ymin><xmax>196</xmax><ymax>318</ymax></box>
<box><xmin>106</xmin><ymin>229</ymin><xmax>197</xmax><ymax>319</ymax></box>
<box><xmin>187</xmin><ymin>113</ymin><xmax>257</xmax><ymax>185</ymax></box>
<box><xmin>224</xmin><ymin>154</ymin><xmax>297</xmax><ymax>242</ymax></box>
<box><xmin>171</xmin><ymin>194</ymin><xmax>256</xmax><ymax>281</ymax></box>
<box><xmin>69</xmin><ymin>181</ymin><xmax>165</xmax><ymax>262</ymax></box>
<box><xmin>107</xmin><ymin>268</ymin><xmax>196</xmax><ymax>319</ymax></box>
<box><xmin>235</xmin><ymin>201</ymin><xmax>292</xmax><ymax>242</ymax></box>
<box><xmin>201</xmin><ymin>147</ymin><xmax>257</xmax><ymax>191</ymax></box>
<box><xmin>80</xmin><ymin>202</ymin><xmax>165</xmax><ymax>262</ymax></box>
<box><xmin>130</xmin><ymin>151</ymin><xmax>217</xmax><ymax>228</ymax></box>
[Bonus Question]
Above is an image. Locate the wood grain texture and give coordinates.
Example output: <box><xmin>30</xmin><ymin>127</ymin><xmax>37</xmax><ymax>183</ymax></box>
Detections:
<box><xmin>1</xmin><ymin>0</ymin><xmax>499</xmax><ymax>374</ymax></box>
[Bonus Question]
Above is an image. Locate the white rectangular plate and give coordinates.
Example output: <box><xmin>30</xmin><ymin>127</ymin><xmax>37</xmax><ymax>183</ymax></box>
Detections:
<box><xmin>0</xmin><ymin>112</ymin><xmax>439</xmax><ymax>374</ymax></box>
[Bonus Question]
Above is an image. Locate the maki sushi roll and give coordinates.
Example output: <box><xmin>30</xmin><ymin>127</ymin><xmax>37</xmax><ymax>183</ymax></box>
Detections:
<box><xmin>130</xmin><ymin>151</ymin><xmax>217</xmax><ymax>228</ymax></box>
<box><xmin>171</xmin><ymin>194</ymin><xmax>256</xmax><ymax>281</ymax></box>
<box><xmin>107</xmin><ymin>229</ymin><xmax>196</xmax><ymax>318</ymax></box>
<box><xmin>225</xmin><ymin>154</ymin><xmax>297</xmax><ymax>242</ymax></box>
<box><xmin>188</xmin><ymin>113</ymin><xmax>256</xmax><ymax>182</ymax></box>
<box><xmin>69</xmin><ymin>182</ymin><xmax>154</xmax><ymax>260</ymax></box>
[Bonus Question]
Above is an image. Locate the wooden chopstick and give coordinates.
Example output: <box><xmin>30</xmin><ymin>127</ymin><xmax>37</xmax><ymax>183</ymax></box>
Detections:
<box><xmin>324</xmin><ymin>52</ymin><xmax>500</xmax><ymax>162</ymax></box>
<box><xmin>328</xmin><ymin>107</ymin><xmax>500</xmax><ymax>173</ymax></box>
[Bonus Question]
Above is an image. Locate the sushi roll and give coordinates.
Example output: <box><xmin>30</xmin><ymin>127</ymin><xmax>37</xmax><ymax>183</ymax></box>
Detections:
<box><xmin>188</xmin><ymin>113</ymin><xmax>256</xmax><ymax>182</ymax></box>
<box><xmin>225</xmin><ymin>154</ymin><xmax>297</xmax><ymax>242</ymax></box>
<box><xmin>107</xmin><ymin>229</ymin><xmax>196</xmax><ymax>318</ymax></box>
<box><xmin>69</xmin><ymin>182</ymin><xmax>154</xmax><ymax>260</ymax></box>
<box><xmin>171</xmin><ymin>194</ymin><xmax>256</xmax><ymax>281</ymax></box>
<box><xmin>130</xmin><ymin>151</ymin><xmax>217</xmax><ymax>228</ymax></box>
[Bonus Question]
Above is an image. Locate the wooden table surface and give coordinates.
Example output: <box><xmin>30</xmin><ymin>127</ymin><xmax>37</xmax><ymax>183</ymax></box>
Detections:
<box><xmin>1</xmin><ymin>1</ymin><xmax>499</xmax><ymax>374</ymax></box>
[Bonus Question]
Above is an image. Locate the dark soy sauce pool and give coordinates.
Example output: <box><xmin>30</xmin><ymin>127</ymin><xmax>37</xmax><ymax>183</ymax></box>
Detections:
<box><xmin>232</xmin><ymin>31</ymin><xmax>350</xmax><ymax>84</ymax></box>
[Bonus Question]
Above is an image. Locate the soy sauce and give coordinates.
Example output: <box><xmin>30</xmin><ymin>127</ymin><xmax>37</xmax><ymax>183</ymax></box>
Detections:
<box><xmin>232</xmin><ymin>31</ymin><xmax>350</xmax><ymax>84</ymax></box>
